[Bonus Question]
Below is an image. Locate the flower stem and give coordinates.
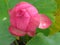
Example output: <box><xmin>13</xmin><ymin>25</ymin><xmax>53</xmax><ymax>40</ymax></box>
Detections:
<box><xmin>15</xmin><ymin>40</ymin><xmax>19</xmax><ymax>45</ymax></box>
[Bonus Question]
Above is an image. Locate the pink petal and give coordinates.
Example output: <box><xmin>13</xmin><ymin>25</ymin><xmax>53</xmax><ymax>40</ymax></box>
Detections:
<box><xmin>9</xmin><ymin>26</ymin><xmax>26</xmax><ymax>36</ymax></box>
<box><xmin>8</xmin><ymin>2</ymin><xmax>40</xmax><ymax>36</ymax></box>
<box><xmin>26</xmin><ymin>14</ymin><xmax>40</xmax><ymax>36</ymax></box>
<box><xmin>16</xmin><ymin>10</ymin><xmax>30</xmax><ymax>31</ymax></box>
<box><xmin>27</xmin><ymin>31</ymin><xmax>36</xmax><ymax>37</ymax></box>
<box><xmin>10</xmin><ymin>16</ymin><xmax>16</xmax><ymax>27</ymax></box>
<box><xmin>38</xmin><ymin>14</ymin><xmax>52</xmax><ymax>29</ymax></box>
<box><xmin>26</xmin><ymin>6</ymin><xmax>38</xmax><ymax>16</ymax></box>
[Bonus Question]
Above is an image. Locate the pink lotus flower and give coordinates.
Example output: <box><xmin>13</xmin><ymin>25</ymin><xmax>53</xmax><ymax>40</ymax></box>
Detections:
<box><xmin>9</xmin><ymin>2</ymin><xmax>52</xmax><ymax>37</ymax></box>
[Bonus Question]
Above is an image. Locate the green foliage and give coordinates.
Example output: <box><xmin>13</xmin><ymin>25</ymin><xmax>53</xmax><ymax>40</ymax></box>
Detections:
<box><xmin>26</xmin><ymin>32</ymin><xmax>60</xmax><ymax>45</ymax></box>
<box><xmin>36</xmin><ymin>28</ymin><xmax>50</xmax><ymax>36</ymax></box>
<box><xmin>0</xmin><ymin>0</ymin><xmax>59</xmax><ymax>45</ymax></box>
<box><xmin>49</xmin><ymin>32</ymin><xmax>60</xmax><ymax>45</ymax></box>
<box><xmin>0</xmin><ymin>0</ymin><xmax>15</xmax><ymax>45</ymax></box>
<box><xmin>49</xmin><ymin>0</ymin><xmax>60</xmax><ymax>35</ymax></box>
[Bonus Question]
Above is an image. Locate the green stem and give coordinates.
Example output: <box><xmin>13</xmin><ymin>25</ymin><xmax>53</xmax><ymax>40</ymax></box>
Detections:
<box><xmin>15</xmin><ymin>40</ymin><xmax>19</xmax><ymax>45</ymax></box>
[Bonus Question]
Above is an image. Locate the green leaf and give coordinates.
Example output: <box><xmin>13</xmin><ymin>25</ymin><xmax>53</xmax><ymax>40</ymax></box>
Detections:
<box><xmin>0</xmin><ymin>19</ymin><xmax>15</xmax><ymax>45</ymax></box>
<box><xmin>0</xmin><ymin>0</ymin><xmax>15</xmax><ymax>45</ymax></box>
<box><xmin>36</xmin><ymin>28</ymin><xmax>50</xmax><ymax>36</ymax></box>
<box><xmin>26</xmin><ymin>32</ymin><xmax>60</xmax><ymax>45</ymax></box>
<box><xmin>26</xmin><ymin>33</ymin><xmax>55</xmax><ymax>45</ymax></box>
<box><xmin>49</xmin><ymin>32</ymin><xmax>60</xmax><ymax>45</ymax></box>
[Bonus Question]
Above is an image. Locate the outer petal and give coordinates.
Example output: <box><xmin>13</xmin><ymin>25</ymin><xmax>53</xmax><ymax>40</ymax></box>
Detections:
<box><xmin>27</xmin><ymin>31</ymin><xmax>36</xmax><ymax>37</ymax></box>
<box><xmin>10</xmin><ymin>16</ymin><xmax>16</xmax><ymax>27</ymax></box>
<box><xmin>16</xmin><ymin>9</ymin><xmax>30</xmax><ymax>31</ymax></box>
<box><xmin>26</xmin><ymin>6</ymin><xmax>38</xmax><ymax>16</ymax></box>
<box><xmin>9</xmin><ymin>9</ymin><xmax>17</xmax><ymax>27</ymax></box>
<box><xmin>26</xmin><ymin>14</ymin><xmax>40</xmax><ymax>37</ymax></box>
<box><xmin>9</xmin><ymin>8</ymin><xmax>30</xmax><ymax>31</ymax></box>
<box><xmin>38</xmin><ymin>14</ymin><xmax>52</xmax><ymax>29</ymax></box>
<box><xmin>9</xmin><ymin>26</ymin><xmax>26</xmax><ymax>36</ymax></box>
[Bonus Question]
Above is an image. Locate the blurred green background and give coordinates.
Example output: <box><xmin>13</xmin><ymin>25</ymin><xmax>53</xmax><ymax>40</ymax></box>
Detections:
<box><xmin>0</xmin><ymin>0</ymin><xmax>60</xmax><ymax>45</ymax></box>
